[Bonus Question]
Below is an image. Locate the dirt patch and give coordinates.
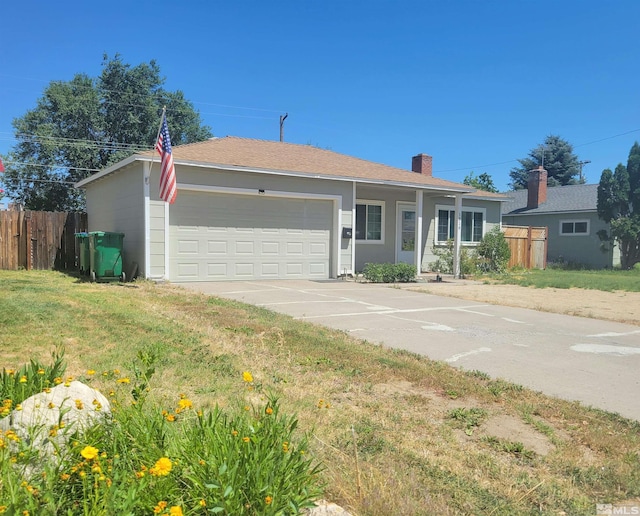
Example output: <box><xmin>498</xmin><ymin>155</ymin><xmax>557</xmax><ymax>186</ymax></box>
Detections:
<box><xmin>404</xmin><ymin>282</ymin><xmax>640</xmax><ymax>326</ymax></box>
<box><xmin>372</xmin><ymin>381</ymin><xmax>558</xmax><ymax>457</ymax></box>
<box><xmin>480</xmin><ymin>414</ymin><xmax>553</xmax><ymax>456</ymax></box>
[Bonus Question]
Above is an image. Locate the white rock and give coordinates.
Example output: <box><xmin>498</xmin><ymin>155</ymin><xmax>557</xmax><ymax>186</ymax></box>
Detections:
<box><xmin>0</xmin><ymin>381</ymin><xmax>111</xmax><ymax>476</ymax></box>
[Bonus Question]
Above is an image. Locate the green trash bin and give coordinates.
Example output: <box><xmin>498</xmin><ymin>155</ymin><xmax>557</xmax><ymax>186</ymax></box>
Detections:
<box><xmin>88</xmin><ymin>231</ymin><xmax>125</xmax><ymax>282</ymax></box>
<box><xmin>75</xmin><ymin>232</ymin><xmax>90</xmax><ymax>275</ymax></box>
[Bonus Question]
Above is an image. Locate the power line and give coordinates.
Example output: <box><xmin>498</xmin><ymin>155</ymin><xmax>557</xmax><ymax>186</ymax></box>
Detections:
<box><xmin>1</xmin><ymin>160</ymin><xmax>101</xmax><ymax>173</ymax></box>
<box><xmin>0</xmin><ymin>73</ymin><xmax>285</xmax><ymax>115</ymax></box>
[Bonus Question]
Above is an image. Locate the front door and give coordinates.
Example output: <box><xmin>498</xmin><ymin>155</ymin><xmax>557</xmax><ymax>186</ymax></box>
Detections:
<box><xmin>396</xmin><ymin>203</ymin><xmax>416</xmax><ymax>265</ymax></box>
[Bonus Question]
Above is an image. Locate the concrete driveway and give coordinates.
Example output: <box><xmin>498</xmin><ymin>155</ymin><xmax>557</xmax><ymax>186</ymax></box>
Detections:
<box><xmin>178</xmin><ymin>280</ymin><xmax>640</xmax><ymax>421</ymax></box>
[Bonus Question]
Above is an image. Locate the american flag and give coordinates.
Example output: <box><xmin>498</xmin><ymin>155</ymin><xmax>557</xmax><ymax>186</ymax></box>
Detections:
<box><xmin>156</xmin><ymin>113</ymin><xmax>177</xmax><ymax>204</ymax></box>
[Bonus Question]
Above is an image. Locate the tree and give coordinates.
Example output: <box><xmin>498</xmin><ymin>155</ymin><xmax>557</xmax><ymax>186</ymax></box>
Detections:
<box><xmin>2</xmin><ymin>55</ymin><xmax>212</xmax><ymax>211</ymax></box>
<box><xmin>597</xmin><ymin>142</ymin><xmax>640</xmax><ymax>269</ymax></box>
<box><xmin>463</xmin><ymin>171</ymin><xmax>498</xmax><ymax>193</ymax></box>
<box><xmin>509</xmin><ymin>135</ymin><xmax>583</xmax><ymax>190</ymax></box>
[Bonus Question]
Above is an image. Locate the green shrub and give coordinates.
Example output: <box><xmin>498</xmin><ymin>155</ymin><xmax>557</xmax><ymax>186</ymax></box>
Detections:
<box><xmin>476</xmin><ymin>227</ymin><xmax>511</xmax><ymax>273</ymax></box>
<box><xmin>362</xmin><ymin>263</ymin><xmax>417</xmax><ymax>283</ymax></box>
<box><xmin>430</xmin><ymin>240</ymin><xmax>476</xmax><ymax>276</ymax></box>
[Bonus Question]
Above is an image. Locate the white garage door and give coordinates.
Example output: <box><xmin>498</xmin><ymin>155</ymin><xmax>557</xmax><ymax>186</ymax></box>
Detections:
<box><xmin>170</xmin><ymin>191</ymin><xmax>333</xmax><ymax>281</ymax></box>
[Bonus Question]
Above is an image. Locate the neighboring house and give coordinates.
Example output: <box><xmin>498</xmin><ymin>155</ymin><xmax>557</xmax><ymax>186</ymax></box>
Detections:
<box><xmin>76</xmin><ymin>137</ymin><xmax>505</xmax><ymax>282</ymax></box>
<box><xmin>502</xmin><ymin>167</ymin><xmax>619</xmax><ymax>269</ymax></box>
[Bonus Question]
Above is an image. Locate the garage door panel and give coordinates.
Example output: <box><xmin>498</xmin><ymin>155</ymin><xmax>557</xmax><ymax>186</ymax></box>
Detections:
<box><xmin>235</xmin><ymin>241</ymin><xmax>254</xmax><ymax>254</ymax></box>
<box><xmin>309</xmin><ymin>262</ymin><xmax>327</xmax><ymax>275</ymax></box>
<box><xmin>261</xmin><ymin>263</ymin><xmax>279</xmax><ymax>276</ymax></box>
<box><xmin>261</xmin><ymin>242</ymin><xmax>280</xmax><ymax>254</ymax></box>
<box><xmin>207</xmin><ymin>241</ymin><xmax>227</xmax><ymax>254</ymax></box>
<box><xmin>310</xmin><ymin>242</ymin><xmax>328</xmax><ymax>255</ymax></box>
<box><xmin>207</xmin><ymin>263</ymin><xmax>227</xmax><ymax>277</ymax></box>
<box><xmin>178</xmin><ymin>240</ymin><xmax>199</xmax><ymax>254</ymax></box>
<box><xmin>235</xmin><ymin>263</ymin><xmax>255</xmax><ymax>277</ymax></box>
<box><xmin>170</xmin><ymin>192</ymin><xmax>332</xmax><ymax>281</ymax></box>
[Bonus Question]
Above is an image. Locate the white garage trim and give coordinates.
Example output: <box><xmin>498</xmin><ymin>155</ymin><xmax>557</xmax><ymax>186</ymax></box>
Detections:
<box><xmin>170</xmin><ymin>183</ymin><xmax>342</xmax><ymax>280</ymax></box>
<box><xmin>143</xmin><ymin>161</ymin><xmax>152</xmax><ymax>279</ymax></box>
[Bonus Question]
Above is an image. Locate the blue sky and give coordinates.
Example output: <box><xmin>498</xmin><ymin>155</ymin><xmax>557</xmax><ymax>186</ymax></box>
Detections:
<box><xmin>1</xmin><ymin>0</ymin><xmax>639</xmax><ymax>196</ymax></box>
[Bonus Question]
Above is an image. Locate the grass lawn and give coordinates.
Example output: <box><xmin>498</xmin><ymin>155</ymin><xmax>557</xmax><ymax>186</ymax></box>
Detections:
<box><xmin>1</xmin><ymin>271</ymin><xmax>640</xmax><ymax>515</ymax></box>
<box><xmin>488</xmin><ymin>268</ymin><xmax>640</xmax><ymax>292</ymax></box>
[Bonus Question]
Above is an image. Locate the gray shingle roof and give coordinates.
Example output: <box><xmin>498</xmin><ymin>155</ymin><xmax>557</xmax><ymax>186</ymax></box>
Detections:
<box><xmin>501</xmin><ymin>184</ymin><xmax>599</xmax><ymax>215</ymax></box>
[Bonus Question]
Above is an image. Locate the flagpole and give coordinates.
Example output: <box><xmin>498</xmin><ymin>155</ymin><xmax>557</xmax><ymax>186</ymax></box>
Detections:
<box><xmin>155</xmin><ymin>106</ymin><xmax>167</xmax><ymax>147</ymax></box>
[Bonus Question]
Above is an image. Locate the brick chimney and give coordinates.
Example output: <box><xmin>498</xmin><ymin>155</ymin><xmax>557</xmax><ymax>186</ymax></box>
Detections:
<box><xmin>411</xmin><ymin>154</ymin><xmax>432</xmax><ymax>176</ymax></box>
<box><xmin>527</xmin><ymin>166</ymin><xmax>548</xmax><ymax>209</ymax></box>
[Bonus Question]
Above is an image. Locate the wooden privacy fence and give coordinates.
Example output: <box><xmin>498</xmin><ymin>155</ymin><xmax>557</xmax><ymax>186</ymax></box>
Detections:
<box><xmin>503</xmin><ymin>225</ymin><xmax>548</xmax><ymax>269</ymax></box>
<box><xmin>0</xmin><ymin>211</ymin><xmax>88</xmax><ymax>271</ymax></box>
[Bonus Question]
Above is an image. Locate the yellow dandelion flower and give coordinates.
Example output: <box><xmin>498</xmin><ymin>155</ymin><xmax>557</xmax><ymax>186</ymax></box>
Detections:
<box><xmin>177</xmin><ymin>398</ymin><xmax>193</xmax><ymax>411</ymax></box>
<box><xmin>75</xmin><ymin>400</ymin><xmax>84</xmax><ymax>410</ymax></box>
<box><xmin>80</xmin><ymin>446</ymin><xmax>99</xmax><ymax>460</ymax></box>
<box><xmin>242</xmin><ymin>436</ymin><xmax>250</xmax><ymax>443</ymax></box>
<box><xmin>282</xmin><ymin>442</ymin><xmax>289</xmax><ymax>453</ymax></box>
<box><xmin>43</xmin><ymin>387</ymin><xmax>51</xmax><ymax>393</ymax></box>
<box><xmin>165</xmin><ymin>413</ymin><xmax>176</xmax><ymax>422</ymax></box>
<box><xmin>109</xmin><ymin>390</ymin><xmax>115</xmax><ymax>397</ymax></box>
<box><xmin>232</xmin><ymin>430</ymin><xmax>238</xmax><ymax>436</ymax></box>
<box><xmin>153</xmin><ymin>501</ymin><xmax>167</xmax><ymax>514</ymax></box>
<box><xmin>135</xmin><ymin>471</ymin><xmax>145</xmax><ymax>479</ymax></box>
<box><xmin>48</xmin><ymin>402</ymin><xmax>55</xmax><ymax>409</ymax></box>
<box><xmin>117</xmin><ymin>377</ymin><xmax>130</xmax><ymax>384</ymax></box>
<box><xmin>60</xmin><ymin>473</ymin><xmax>70</xmax><ymax>481</ymax></box>
<box><xmin>19</xmin><ymin>376</ymin><xmax>27</xmax><ymax>383</ymax></box>
<box><xmin>242</xmin><ymin>371</ymin><xmax>253</xmax><ymax>383</ymax></box>
<box><xmin>265</xmin><ymin>406</ymin><xmax>273</xmax><ymax>415</ymax></box>
<box><xmin>265</xmin><ymin>496</ymin><xmax>273</xmax><ymax>505</ymax></box>
<box><xmin>150</xmin><ymin>457</ymin><xmax>172</xmax><ymax>477</ymax></box>
<box><xmin>199</xmin><ymin>499</ymin><xmax>206</xmax><ymax>507</ymax></box>
<box><xmin>79</xmin><ymin>471</ymin><xmax>86</xmax><ymax>478</ymax></box>
<box><xmin>169</xmin><ymin>507</ymin><xmax>183</xmax><ymax>516</ymax></box>
<box><xmin>37</xmin><ymin>369</ymin><xmax>45</xmax><ymax>375</ymax></box>
<box><xmin>86</xmin><ymin>370</ymin><xmax>96</xmax><ymax>375</ymax></box>
<box><xmin>6</xmin><ymin>369</ymin><xmax>15</xmax><ymax>375</ymax></box>
<box><xmin>197</xmin><ymin>409</ymin><xmax>203</xmax><ymax>417</ymax></box>
<box><xmin>244</xmin><ymin>405</ymin><xmax>250</xmax><ymax>411</ymax></box>
<box><xmin>91</xmin><ymin>465</ymin><xmax>101</xmax><ymax>474</ymax></box>
<box><xmin>15</xmin><ymin>404</ymin><xmax>22</xmax><ymax>411</ymax></box>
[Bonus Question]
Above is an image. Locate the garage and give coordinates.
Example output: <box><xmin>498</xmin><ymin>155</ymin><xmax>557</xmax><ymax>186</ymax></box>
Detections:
<box><xmin>169</xmin><ymin>191</ymin><xmax>333</xmax><ymax>281</ymax></box>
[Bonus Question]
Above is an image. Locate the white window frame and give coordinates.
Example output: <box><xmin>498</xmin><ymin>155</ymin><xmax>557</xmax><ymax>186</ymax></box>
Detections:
<box><xmin>355</xmin><ymin>199</ymin><xmax>385</xmax><ymax>244</ymax></box>
<box><xmin>435</xmin><ymin>204</ymin><xmax>486</xmax><ymax>245</ymax></box>
<box><xmin>559</xmin><ymin>219</ymin><xmax>590</xmax><ymax>236</ymax></box>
